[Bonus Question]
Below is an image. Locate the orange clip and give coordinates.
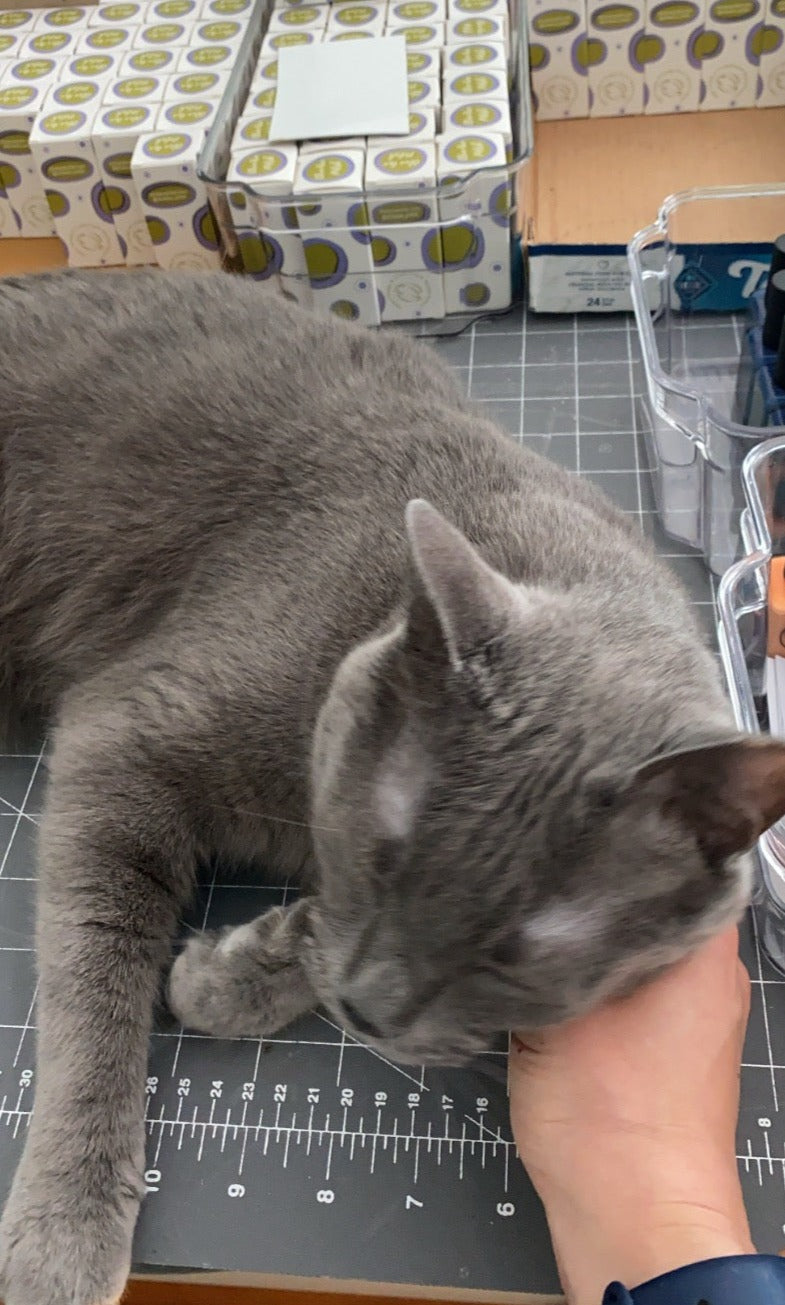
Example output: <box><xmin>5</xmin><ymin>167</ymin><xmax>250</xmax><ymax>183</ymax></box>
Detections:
<box><xmin>768</xmin><ymin>557</ymin><xmax>785</xmax><ymax>657</ymax></box>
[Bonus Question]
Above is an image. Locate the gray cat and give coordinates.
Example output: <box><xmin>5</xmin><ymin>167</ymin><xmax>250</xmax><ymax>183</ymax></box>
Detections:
<box><xmin>1</xmin><ymin>269</ymin><xmax>784</xmax><ymax>1305</ymax></box>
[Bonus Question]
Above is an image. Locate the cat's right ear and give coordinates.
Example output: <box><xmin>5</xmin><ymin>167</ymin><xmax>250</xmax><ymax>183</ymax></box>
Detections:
<box><xmin>403</xmin><ymin>499</ymin><xmax>522</xmax><ymax>676</ymax></box>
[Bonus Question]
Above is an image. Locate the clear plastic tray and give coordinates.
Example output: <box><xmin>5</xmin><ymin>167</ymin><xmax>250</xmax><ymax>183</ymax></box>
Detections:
<box><xmin>718</xmin><ymin>434</ymin><xmax>785</xmax><ymax>974</ymax></box>
<box><xmin>196</xmin><ymin>0</ymin><xmax>532</xmax><ymax>335</ymax></box>
<box><xmin>629</xmin><ymin>185</ymin><xmax>785</xmax><ymax>576</ymax></box>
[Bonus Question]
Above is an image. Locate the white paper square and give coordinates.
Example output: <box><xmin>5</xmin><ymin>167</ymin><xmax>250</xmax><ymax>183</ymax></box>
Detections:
<box><xmin>271</xmin><ymin>37</ymin><xmax>410</xmax><ymax>141</ymax></box>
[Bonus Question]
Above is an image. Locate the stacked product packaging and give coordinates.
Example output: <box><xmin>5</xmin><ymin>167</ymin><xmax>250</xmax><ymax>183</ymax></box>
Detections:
<box><xmin>0</xmin><ymin>0</ymin><xmax>254</xmax><ymax>265</ymax></box>
<box><xmin>527</xmin><ymin>0</ymin><xmax>785</xmax><ymax>120</ymax></box>
<box><xmin>226</xmin><ymin>0</ymin><xmax>517</xmax><ymax>324</ymax></box>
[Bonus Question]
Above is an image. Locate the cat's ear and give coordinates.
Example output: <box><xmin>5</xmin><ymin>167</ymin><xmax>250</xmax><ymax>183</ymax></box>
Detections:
<box><xmin>633</xmin><ymin>737</ymin><xmax>785</xmax><ymax>862</ymax></box>
<box><xmin>403</xmin><ymin>499</ymin><xmax>520</xmax><ymax>671</ymax></box>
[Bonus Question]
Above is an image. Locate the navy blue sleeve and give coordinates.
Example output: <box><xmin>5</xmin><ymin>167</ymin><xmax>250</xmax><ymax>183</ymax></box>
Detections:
<box><xmin>602</xmin><ymin>1254</ymin><xmax>785</xmax><ymax>1304</ymax></box>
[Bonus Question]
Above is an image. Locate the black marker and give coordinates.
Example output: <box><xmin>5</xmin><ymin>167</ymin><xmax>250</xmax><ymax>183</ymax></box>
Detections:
<box><xmin>764</xmin><ymin>267</ymin><xmax>785</xmax><ymax>353</ymax></box>
<box><xmin>766</xmin><ymin>233</ymin><xmax>785</xmax><ymax>315</ymax></box>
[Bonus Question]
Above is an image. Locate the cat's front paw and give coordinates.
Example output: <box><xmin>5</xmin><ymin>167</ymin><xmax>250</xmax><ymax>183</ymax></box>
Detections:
<box><xmin>168</xmin><ymin>901</ymin><xmax>317</xmax><ymax>1037</ymax></box>
<box><xmin>0</xmin><ymin>1177</ymin><xmax>135</xmax><ymax>1305</ymax></box>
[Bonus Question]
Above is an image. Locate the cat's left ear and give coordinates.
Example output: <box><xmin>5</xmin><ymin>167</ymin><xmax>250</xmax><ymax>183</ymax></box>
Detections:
<box><xmin>404</xmin><ymin>499</ymin><xmax>521</xmax><ymax>671</ymax></box>
<box><xmin>632</xmin><ymin>737</ymin><xmax>785</xmax><ymax>862</ymax></box>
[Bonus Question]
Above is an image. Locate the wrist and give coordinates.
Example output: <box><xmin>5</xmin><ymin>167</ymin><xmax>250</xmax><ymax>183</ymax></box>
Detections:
<box><xmin>535</xmin><ymin>1155</ymin><xmax>754</xmax><ymax>1305</ymax></box>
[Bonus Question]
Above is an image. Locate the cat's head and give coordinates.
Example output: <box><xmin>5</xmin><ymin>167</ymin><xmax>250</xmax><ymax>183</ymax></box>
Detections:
<box><xmin>308</xmin><ymin>500</ymin><xmax>785</xmax><ymax>1065</ymax></box>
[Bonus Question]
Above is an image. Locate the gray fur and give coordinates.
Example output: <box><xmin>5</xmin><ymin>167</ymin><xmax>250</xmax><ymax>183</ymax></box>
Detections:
<box><xmin>1</xmin><ymin>269</ymin><xmax>784</xmax><ymax>1305</ymax></box>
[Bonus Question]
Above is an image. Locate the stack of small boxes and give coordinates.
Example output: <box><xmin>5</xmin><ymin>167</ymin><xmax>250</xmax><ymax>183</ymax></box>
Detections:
<box><xmin>0</xmin><ymin>0</ymin><xmax>253</xmax><ymax>266</ymax></box>
<box><xmin>527</xmin><ymin>0</ymin><xmax>785</xmax><ymax>120</ymax></box>
<box><xmin>225</xmin><ymin>0</ymin><xmax>516</xmax><ymax>324</ymax></box>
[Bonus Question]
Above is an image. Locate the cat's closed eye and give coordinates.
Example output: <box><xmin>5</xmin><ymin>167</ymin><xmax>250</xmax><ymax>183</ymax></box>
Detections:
<box><xmin>488</xmin><ymin>934</ymin><xmax>521</xmax><ymax>968</ymax></box>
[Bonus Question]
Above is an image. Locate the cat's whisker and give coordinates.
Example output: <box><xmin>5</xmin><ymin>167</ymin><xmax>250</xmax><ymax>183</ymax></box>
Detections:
<box><xmin>204</xmin><ymin>801</ymin><xmax>341</xmax><ymax>835</ymax></box>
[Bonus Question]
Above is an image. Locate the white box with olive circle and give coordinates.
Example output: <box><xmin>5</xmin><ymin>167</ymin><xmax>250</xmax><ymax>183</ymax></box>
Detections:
<box><xmin>402</xmin><ymin>44</ymin><xmax>441</xmax><ymax>75</ymax></box>
<box><xmin>147</xmin><ymin>0</ymin><xmax>202</xmax><ymax>20</ymax></box>
<box><xmin>74</xmin><ymin>24</ymin><xmax>140</xmax><ymax>54</ymax></box>
<box><xmin>757</xmin><ymin>0</ymin><xmax>785</xmax><ymax>106</ymax></box>
<box><xmin>88</xmin><ymin>2</ymin><xmax>146</xmax><ymax>26</ymax></box>
<box><xmin>368</xmin><ymin>106</ymin><xmax>438</xmax><ymax>143</ymax></box>
<box><xmin>696</xmin><ymin>0</ymin><xmax>761</xmax><ymax>108</ymax></box>
<box><xmin>33</xmin><ymin>7</ymin><xmax>91</xmax><ymax>32</ymax></box>
<box><xmin>364</xmin><ymin>139</ymin><xmax>441</xmax><ymax>274</ymax></box>
<box><xmin>267</xmin><ymin>4</ymin><xmax>329</xmax><ymax>31</ymax></box>
<box><xmin>525</xmin><ymin>0</ymin><xmax>590</xmax><ymax>119</ymax></box>
<box><xmin>65</xmin><ymin>50</ymin><xmax>120</xmax><ymax>79</ymax></box>
<box><xmin>18</xmin><ymin>28</ymin><xmax>80</xmax><ymax>59</ymax></box>
<box><xmin>448</xmin><ymin>0</ymin><xmax>506</xmax><ymax>19</ymax></box>
<box><xmin>442</xmin><ymin>60</ymin><xmax>507</xmax><ymax>98</ymax></box>
<box><xmin>327</xmin><ymin>3</ymin><xmax>388</xmax><ymax>35</ymax></box>
<box><xmin>373</xmin><ymin>264</ymin><xmax>446</xmax><ymax>320</ymax></box>
<box><xmin>585</xmin><ymin>0</ymin><xmax>646</xmax><ymax>117</ymax></box>
<box><xmin>101</xmin><ymin>71</ymin><xmax>170</xmax><ymax>105</ymax></box>
<box><xmin>167</xmin><ymin>67</ymin><xmax>231</xmax><ymax>97</ymax></box>
<box><xmin>407</xmin><ymin>72</ymin><xmax>441</xmax><ymax>106</ymax></box>
<box><xmin>131</xmin><ymin>121</ymin><xmax>222</xmax><ymax>267</ymax></box>
<box><xmin>293</xmin><ymin>145</ymin><xmax>376</xmax><ymax>282</ymax></box>
<box><xmin>388</xmin><ymin>21</ymin><xmax>447</xmax><ymax>46</ymax></box>
<box><xmin>0</xmin><ymin>67</ymin><xmax>59</xmax><ymax>236</ymax></box>
<box><xmin>193</xmin><ymin>16</ymin><xmax>250</xmax><ymax>47</ymax></box>
<box><xmin>29</xmin><ymin>89</ymin><xmax>125</xmax><ymax>264</ymax></box>
<box><xmin>0</xmin><ymin>11</ymin><xmax>35</xmax><ymax>35</ymax></box>
<box><xmin>641</xmin><ymin>0</ymin><xmax>706</xmax><ymax>114</ymax></box>
<box><xmin>201</xmin><ymin>0</ymin><xmax>255</xmax><ymax>17</ymax></box>
<box><xmin>227</xmin><ymin>144</ymin><xmax>309</xmax><ymax>289</ymax></box>
<box><xmin>176</xmin><ymin>40</ymin><xmax>241</xmax><ymax>70</ymax></box>
<box><xmin>292</xmin><ymin>147</ymin><xmax>381</xmax><ymax>324</ymax></box>
<box><xmin>389</xmin><ymin>0</ymin><xmax>447</xmax><ymax>23</ymax></box>
<box><xmin>436</xmin><ymin>128</ymin><xmax>511</xmax><ymax>312</ymax></box>
<box><xmin>442</xmin><ymin>94</ymin><xmax>511</xmax><ymax>155</ymax></box>
<box><xmin>445</xmin><ymin>13</ymin><xmax>509</xmax><ymax>50</ymax></box>
<box><xmin>92</xmin><ymin>99</ymin><xmax>158</xmax><ymax>263</ymax></box>
<box><xmin>261</xmin><ymin>28</ymin><xmax>322</xmax><ymax>50</ymax></box>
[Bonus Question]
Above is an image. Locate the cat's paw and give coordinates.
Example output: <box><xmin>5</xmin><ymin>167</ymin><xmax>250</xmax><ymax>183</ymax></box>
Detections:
<box><xmin>0</xmin><ymin>1177</ymin><xmax>134</xmax><ymax>1305</ymax></box>
<box><xmin>168</xmin><ymin>901</ymin><xmax>317</xmax><ymax>1037</ymax></box>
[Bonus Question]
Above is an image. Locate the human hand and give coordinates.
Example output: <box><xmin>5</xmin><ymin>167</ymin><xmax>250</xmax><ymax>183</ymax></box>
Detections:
<box><xmin>509</xmin><ymin>927</ymin><xmax>754</xmax><ymax>1304</ymax></box>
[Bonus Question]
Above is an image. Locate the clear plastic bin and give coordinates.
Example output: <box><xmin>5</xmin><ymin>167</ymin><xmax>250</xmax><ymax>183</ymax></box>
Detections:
<box><xmin>629</xmin><ymin>185</ymin><xmax>785</xmax><ymax>576</ymax></box>
<box><xmin>196</xmin><ymin>0</ymin><xmax>532</xmax><ymax>335</ymax></box>
<box><xmin>718</xmin><ymin>435</ymin><xmax>785</xmax><ymax>974</ymax></box>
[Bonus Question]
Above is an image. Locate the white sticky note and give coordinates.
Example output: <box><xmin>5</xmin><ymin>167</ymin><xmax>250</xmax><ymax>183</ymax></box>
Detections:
<box><xmin>270</xmin><ymin>36</ymin><xmax>410</xmax><ymax>141</ymax></box>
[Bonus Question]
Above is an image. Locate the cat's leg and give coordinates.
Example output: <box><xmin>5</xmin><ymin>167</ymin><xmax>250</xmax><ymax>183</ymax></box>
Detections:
<box><xmin>0</xmin><ymin>705</ymin><xmax>198</xmax><ymax>1305</ymax></box>
<box><xmin>168</xmin><ymin>898</ymin><xmax>318</xmax><ymax>1037</ymax></box>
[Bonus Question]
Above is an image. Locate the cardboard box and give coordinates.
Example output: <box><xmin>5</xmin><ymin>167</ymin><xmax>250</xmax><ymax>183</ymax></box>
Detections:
<box><xmin>131</xmin><ymin>122</ymin><xmax>222</xmax><ymax>268</ymax></box>
<box><xmin>643</xmin><ymin>0</ymin><xmax>705</xmax><ymax>114</ymax></box>
<box><xmin>523</xmin><ymin>107</ymin><xmax>785</xmax><ymax>311</ymax></box>
<box><xmin>586</xmin><ymin>0</ymin><xmax>646</xmax><ymax>116</ymax></box>
<box><xmin>327</xmin><ymin>1</ymin><xmax>387</xmax><ymax>32</ymax></box>
<box><xmin>527</xmin><ymin>0</ymin><xmax>590</xmax><ymax>119</ymax></box>
<box><xmin>437</xmin><ymin>128</ymin><xmax>511</xmax><ymax>310</ymax></box>
<box><xmin>92</xmin><ymin>99</ymin><xmax>158</xmax><ymax>262</ymax></box>
<box><xmin>699</xmin><ymin>0</ymin><xmax>761</xmax><ymax>108</ymax></box>
<box><xmin>29</xmin><ymin>89</ymin><xmax>125</xmax><ymax>263</ymax></box>
<box><xmin>0</xmin><ymin>63</ymin><xmax>56</xmax><ymax>236</ymax></box>
<box><xmin>757</xmin><ymin>0</ymin><xmax>785</xmax><ymax>106</ymax></box>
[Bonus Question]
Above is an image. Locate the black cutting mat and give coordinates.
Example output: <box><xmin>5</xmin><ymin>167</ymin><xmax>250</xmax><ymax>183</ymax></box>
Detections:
<box><xmin>2</xmin><ymin>305</ymin><xmax>784</xmax><ymax>1297</ymax></box>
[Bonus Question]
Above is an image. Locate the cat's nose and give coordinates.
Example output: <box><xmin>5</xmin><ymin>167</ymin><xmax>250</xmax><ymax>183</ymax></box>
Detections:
<box><xmin>338</xmin><ymin>998</ymin><xmax>383</xmax><ymax>1041</ymax></box>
